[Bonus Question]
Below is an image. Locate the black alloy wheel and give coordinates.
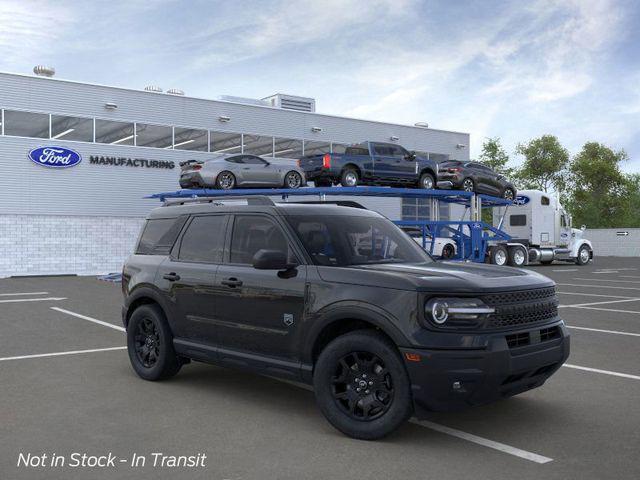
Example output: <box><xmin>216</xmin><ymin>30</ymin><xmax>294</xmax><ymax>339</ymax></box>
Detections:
<box><xmin>285</xmin><ymin>171</ymin><xmax>303</xmax><ymax>189</ymax></box>
<box><xmin>503</xmin><ymin>188</ymin><xmax>515</xmax><ymax>200</ymax></box>
<box><xmin>134</xmin><ymin>318</ymin><xmax>160</xmax><ymax>368</ymax></box>
<box><xmin>331</xmin><ymin>352</ymin><xmax>394</xmax><ymax>421</ymax></box>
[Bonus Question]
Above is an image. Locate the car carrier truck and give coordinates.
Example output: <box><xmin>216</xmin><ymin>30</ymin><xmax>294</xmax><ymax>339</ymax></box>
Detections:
<box><xmin>488</xmin><ymin>189</ymin><xmax>593</xmax><ymax>267</ymax></box>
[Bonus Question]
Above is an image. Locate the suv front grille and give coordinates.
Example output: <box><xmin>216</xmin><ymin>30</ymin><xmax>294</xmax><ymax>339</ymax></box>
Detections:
<box><xmin>482</xmin><ymin>287</ymin><xmax>559</xmax><ymax>329</ymax></box>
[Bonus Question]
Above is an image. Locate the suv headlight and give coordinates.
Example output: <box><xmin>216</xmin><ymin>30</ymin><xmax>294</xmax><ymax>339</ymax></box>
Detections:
<box><xmin>425</xmin><ymin>298</ymin><xmax>494</xmax><ymax>326</ymax></box>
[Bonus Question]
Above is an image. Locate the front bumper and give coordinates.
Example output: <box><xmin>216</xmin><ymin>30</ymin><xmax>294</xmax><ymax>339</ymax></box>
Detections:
<box><xmin>400</xmin><ymin>321</ymin><xmax>570</xmax><ymax>416</ymax></box>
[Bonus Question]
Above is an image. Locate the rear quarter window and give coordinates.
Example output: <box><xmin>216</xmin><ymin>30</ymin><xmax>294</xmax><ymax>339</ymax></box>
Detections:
<box><xmin>136</xmin><ymin>217</ymin><xmax>187</xmax><ymax>255</ymax></box>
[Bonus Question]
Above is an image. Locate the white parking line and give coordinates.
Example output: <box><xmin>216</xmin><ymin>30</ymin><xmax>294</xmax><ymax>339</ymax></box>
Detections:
<box><xmin>620</xmin><ymin>275</ymin><xmax>640</xmax><ymax>279</ymax></box>
<box><xmin>557</xmin><ymin>283</ymin><xmax>640</xmax><ymax>291</ymax></box>
<box><xmin>0</xmin><ymin>346</ymin><xmax>126</xmax><ymax>362</ymax></box>
<box><xmin>411</xmin><ymin>420</ymin><xmax>553</xmax><ymax>464</ymax></box>
<box><xmin>552</xmin><ymin>269</ymin><xmax>578</xmax><ymax>272</ymax></box>
<box><xmin>567</xmin><ymin>305</ymin><xmax>640</xmax><ymax>315</ymax></box>
<box><xmin>0</xmin><ymin>297</ymin><xmax>67</xmax><ymax>304</ymax></box>
<box><xmin>563</xmin><ymin>364</ymin><xmax>640</xmax><ymax>381</ymax></box>
<box><xmin>559</xmin><ymin>298</ymin><xmax>640</xmax><ymax>308</ymax></box>
<box><xmin>50</xmin><ymin>307</ymin><xmax>125</xmax><ymax>332</ymax></box>
<box><xmin>557</xmin><ymin>291</ymin><xmax>637</xmax><ymax>299</ymax></box>
<box><xmin>592</xmin><ymin>271</ymin><xmax>619</xmax><ymax>274</ymax></box>
<box><xmin>572</xmin><ymin>278</ymin><xmax>640</xmax><ymax>285</ymax></box>
<box><xmin>0</xmin><ymin>292</ymin><xmax>49</xmax><ymax>296</ymax></box>
<box><xmin>566</xmin><ymin>326</ymin><xmax>640</xmax><ymax>337</ymax></box>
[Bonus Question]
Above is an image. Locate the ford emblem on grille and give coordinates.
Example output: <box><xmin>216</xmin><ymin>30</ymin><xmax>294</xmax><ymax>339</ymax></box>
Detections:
<box><xmin>28</xmin><ymin>146</ymin><xmax>82</xmax><ymax>168</ymax></box>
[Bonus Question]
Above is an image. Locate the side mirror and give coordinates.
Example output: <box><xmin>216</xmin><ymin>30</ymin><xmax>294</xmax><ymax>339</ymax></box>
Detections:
<box><xmin>581</xmin><ymin>225</ymin><xmax>586</xmax><ymax>231</ymax></box>
<box><xmin>405</xmin><ymin>151</ymin><xmax>416</xmax><ymax>161</ymax></box>
<box><xmin>252</xmin><ymin>249</ymin><xmax>293</xmax><ymax>270</ymax></box>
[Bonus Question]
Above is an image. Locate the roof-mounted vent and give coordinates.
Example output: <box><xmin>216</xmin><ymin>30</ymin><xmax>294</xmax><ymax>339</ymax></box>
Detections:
<box><xmin>167</xmin><ymin>88</ymin><xmax>185</xmax><ymax>96</ymax></box>
<box><xmin>144</xmin><ymin>85</ymin><xmax>163</xmax><ymax>93</ymax></box>
<box><xmin>33</xmin><ymin>65</ymin><xmax>55</xmax><ymax>77</ymax></box>
<box><xmin>262</xmin><ymin>94</ymin><xmax>316</xmax><ymax>112</ymax></box>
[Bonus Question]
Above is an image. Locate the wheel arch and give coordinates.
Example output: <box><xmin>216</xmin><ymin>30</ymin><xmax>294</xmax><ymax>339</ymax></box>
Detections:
<box><xmin>419</xmin><ymin>167</ymin><xmax>436</xmax><ymax>179</ymax></box>
<box><xmin>124</xmin><ymin>286</ymin><xmax>169</xmax><ymax>329</ymax></box>
<box><xmin>342</xmin><ymin>163</ymin><xmax>362</xmax><ymax>177</ymax></box>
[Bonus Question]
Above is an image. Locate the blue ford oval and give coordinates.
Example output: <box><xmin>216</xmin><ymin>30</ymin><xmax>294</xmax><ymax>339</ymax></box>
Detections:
<box><xmin>28</xmin><ymin>146</ymin><xmax>82</xmax><ymax>168</ymax></box>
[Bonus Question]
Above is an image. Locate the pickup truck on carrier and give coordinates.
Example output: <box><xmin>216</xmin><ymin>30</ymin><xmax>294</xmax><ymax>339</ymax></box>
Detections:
<box><xmin>298</xmin><ymin>141</ymin><xmax>439</xmax><ymax>189</ymax></box>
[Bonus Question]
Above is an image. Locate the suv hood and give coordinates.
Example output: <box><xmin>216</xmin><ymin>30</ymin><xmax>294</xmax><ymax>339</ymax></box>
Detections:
<box><xmin>317</xmin><ymin>261</ymin><xmax>553</xmax><ymax>293</ymax></box>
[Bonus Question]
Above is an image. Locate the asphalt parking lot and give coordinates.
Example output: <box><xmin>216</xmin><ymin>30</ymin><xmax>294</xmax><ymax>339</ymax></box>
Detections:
<box><xmin>2</xmin><ymin>258</ymin><xmax>640</xmax><ymax>480</ymax></box>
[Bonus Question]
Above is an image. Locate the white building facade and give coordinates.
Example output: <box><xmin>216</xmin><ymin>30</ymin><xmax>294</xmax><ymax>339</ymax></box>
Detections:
<box><xmin>0</xmin><ymin>71</ymin><xmax>470</xmax><ymax>277</ymax></box>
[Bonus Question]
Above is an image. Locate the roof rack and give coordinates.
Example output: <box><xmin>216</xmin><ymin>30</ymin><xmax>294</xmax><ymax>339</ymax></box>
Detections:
<box><xmin>162</xmin><ymin>195</ymin><xmax>275</xmax><ymax>207</ymax></box>
<box><xmin>285</xmin><ymin>200</ymin><xmax>367</xmax><ymax>209</ymax></box>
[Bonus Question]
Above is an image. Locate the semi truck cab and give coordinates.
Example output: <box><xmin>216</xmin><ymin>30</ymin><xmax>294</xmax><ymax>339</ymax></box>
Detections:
<box><xmin>491</xmin><ymin>190</ymin><xmax>593</xmax><ymax>266</ymax></box>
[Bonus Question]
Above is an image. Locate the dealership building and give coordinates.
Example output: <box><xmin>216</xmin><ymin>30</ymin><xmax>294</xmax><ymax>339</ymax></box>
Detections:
<box><xmin>0</xmin><ymin>69</ymin><xmax>470</xmax><ymax>277</ymax></box>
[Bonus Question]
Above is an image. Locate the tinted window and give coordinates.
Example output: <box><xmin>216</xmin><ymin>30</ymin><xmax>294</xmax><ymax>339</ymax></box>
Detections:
<box><xmin>243</xmin><ymin>155</ymin><xmax>267</xmax><ymax>165</ymax></box>
<box><xmin>178</xmin><ymin>215</ymin><xmax>227</xmax><ymax>263</ymax></box>
<box><xmin>243</xmin><ymin>135</ymin><xmax>273</xmax><ymax>156</ymax></box>
<box><xmin>331</xmin><ymin>143</ymin><xmax>348</xmax><ymax>154</ymax></box>
<box><xmin>225</xmin><ymin>156</ymin><xmax>245</xmax><ymax>164</ymax></box>
<box><xmin>211</xmin><ymin>131</ymin><xmax>242</xmax><ymax>154</ymax></box>
<box><xmin>274</xmin><ymin>138</ymin><xmax>303</xmax><ymax>158</ymax></box>
<box><xmin>345</xmin><ymin>147</ymin><xmax>370</xmax><ymax>156</ymax></box>
<box><xmin>173</xmin><ymin>127</ymin><xmax>208</xmax><ymax>151</ymax></box>
<box><xmin>136</xmin><ymin>217</ymin><xmax>187</xmax><ymax>255</ymax></box>
<box><xmin>51</xmin><ymin>115</ymin><xmax>93</xmax><ymax>142</ymax></box>
<box><xmin>287</xmin><ymin>215</ymin><xmax>432</xmax><ymax>267</ymax></box>
<box><xmin>373</xmin><ymin>144</ymin><xmax>392</xmax><ymax>155</ymax></box>
<box><xmin>4</xmin><ymin>110</ymin><xmax>49</xmax><ymax>138</ymax></box>
<box><xmin>230</xmin><ymin>216</ymin><xmax>292</xmax><ymax>264</ymax></box>
<box><xmin>95</xmin><ymin>119</ymin><xmax>134</xmax><ymax>145</ymax></box>
<box><xmin>304</xmin><ymin>140</ymin><xmax>331</xmax><ymax>156</ymax></box>
<box><xmin>136</xmin><ymin>123</ymin><xmax>172</xmax><ymax>148</ymax></box>
<box><xmin>541</xmin><ymin>196</ymin><xmax>550</xmax><ymax>206</ymax></box>
<box><xmin>510</xmin><ymin>215</ymin><xmax>527</xmax><ymax>226</ymax></box>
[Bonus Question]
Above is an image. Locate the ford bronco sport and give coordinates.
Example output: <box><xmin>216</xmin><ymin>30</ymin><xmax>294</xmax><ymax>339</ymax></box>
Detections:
<box><xmin>122</xmin><ymin>196</ymin><xmax>569</xmax><ymax>440</ymax></box>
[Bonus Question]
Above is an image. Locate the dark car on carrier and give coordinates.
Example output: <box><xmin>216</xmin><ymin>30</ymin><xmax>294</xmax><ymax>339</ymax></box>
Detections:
<box><xmin>298</xmin><ymin>141</ymin><xmax>439</xmax><ymax>189</ymax></box>
<box><xmin>437</xmin><ymin>160</ymin><xmax>517</xmax><ymax>199</ymax></box>
<box><xmin>122</xmin><ymin>196</ymin><xmax>569</xmax><ymax>440</ymax></box>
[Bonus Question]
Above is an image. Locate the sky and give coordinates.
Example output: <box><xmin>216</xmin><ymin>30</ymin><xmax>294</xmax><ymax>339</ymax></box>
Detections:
<box><xmin>1</xmin><ymin>0</ymin><xmax>639</xmax><ymax>171</ymax></box>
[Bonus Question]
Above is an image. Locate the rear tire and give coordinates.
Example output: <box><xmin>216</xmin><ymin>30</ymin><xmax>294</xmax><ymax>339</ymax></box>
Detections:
<box><xmin>490</xmin><ymin>245</ymin><xmax>508</xmax><ymax>266</ymax></box>
<box><xmin>340</xmin><ymin>168</ymin><xmax>359</xmax><ymax>187</ymax></box>
<box><xmin>507</xmin><ymin>246</ymin><xmax>527</xmax><ymax>267</ymax></box>
<box><xmin>216</xmin><ymin>171</ymin><xmax>236</xmax><ymax>190</ymax></box>
<box><xmin>503</xmin><ymin>188</ymin><xmax>515</xmax><ymax>201</ymax></box>
<box><xmin>462</xmin><ymin>178</ymin><xmax>475</xmax><ymax>192</ymax></box>
<box><xmin>314</xmin><ymin>179</ymin><xmax>332</xmax><ymax>188</ymax></box>
<box><xmin>313</xmin><ymin>330</ymin><xmax>413</xmax><ymax>440</ymax></box>
<box><xmin>127</xmin><ymin>304</ymin><xmax>182</xmax><ymax>381</ymax></box>
<box><xmin>441</xmin><ymin>243</ymin><xmax>455</xmax><ymax>259</ymax></box>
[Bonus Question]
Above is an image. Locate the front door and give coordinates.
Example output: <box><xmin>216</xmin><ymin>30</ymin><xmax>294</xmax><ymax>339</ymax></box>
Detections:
<box><xmin>214</xmin><ymin>214</ymin><xmax>307</xmax><ymax>362</ymax></box>
<box><xmin>371</xmin><ymin>143</ymin><xmax>414</xmax><ymax>182</ymax></box>
<box><xmin>157</xmin><ymin>214</ymin><xmax>229</xmax><ymax>345</ymax></box>
<box><xmin>241</xmin><ymin>155</ymin><xmax>280</xmax><ymax>185</ymax></box>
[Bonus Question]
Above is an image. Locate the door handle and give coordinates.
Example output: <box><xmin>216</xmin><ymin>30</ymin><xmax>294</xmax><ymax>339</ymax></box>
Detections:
<box><xmin>221</xmin><ymin>277</ymin><xmax>243</xmax><ymax>288</ymax></box>
<box><xmin>163</xmin><ymin>272</ymin><xmax>181</xmax><ymax>282</ymax></box>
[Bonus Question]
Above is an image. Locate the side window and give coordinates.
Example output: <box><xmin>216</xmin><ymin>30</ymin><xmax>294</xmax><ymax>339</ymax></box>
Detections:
<box><xmin>225</xmin><ymin>156</ymin><xmax>243</xmax><ymax>164</ymax></box>
<box><xmin>541</xmin><ymin>196</ymin><xmax>550</xmax><ymax>206</ymax></box>
<box><xmin>373</xmin><ymin>144</ymin><xmax>391</xmax><ymax>156</ymax></box>
<box><xmin>388</xmin><ymin>145</ymin><xmax>407</xmax><ymax>158</ymax></box>
<box><xmin>243</xmin><ymin>155</ymin><xmax>267</xmax><ymax>165</ymax></box>
<box><xmin>510</xmin><ymin>215</ymin><xmax>527</xmax><ymax>227</ymax></box>
<box><xmin>178</xmin><ymin>215</ymin><xmax>227</xmax><ymax>263</ymax></box>
<box><xmin>136</xmin><ymin>217</ymin><xmax>187</xmax><ymax>255</ymax></box>
<box><xmin>561</xmin><ymin>215</ymin><xmax>567</xmax><ymax>227</ymax></box>
<box><xmin>230</xmin><ymin>216</ymin><xmax>292</xmax><ymax>264</ymax></box>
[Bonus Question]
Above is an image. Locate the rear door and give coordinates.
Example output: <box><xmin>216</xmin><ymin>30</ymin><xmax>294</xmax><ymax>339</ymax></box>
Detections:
<box><xmin>371</xmin><ymin>143</ymin><xmax>401</xmax><ymax>180</ymax></box>
<box><xmin>214</xmin><ymin>213</ymin><xmax>307</xmax><ymax>364</ymax></box>
<box><xmin>157</xmin><ymin>214</ymin><xmax>229</xmax><ymax>345</ymax></box>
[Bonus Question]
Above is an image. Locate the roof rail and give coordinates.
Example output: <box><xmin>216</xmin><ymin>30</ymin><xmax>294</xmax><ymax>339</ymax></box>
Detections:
<box><xmin>162</xmin><ymin>195</ymin><xmax>275</xmax><ymax>207</ymax></box>
<box><xmin>285</xmin><ymin>200</ymin><xmax>368</xmax><ymax>209</ymax></box>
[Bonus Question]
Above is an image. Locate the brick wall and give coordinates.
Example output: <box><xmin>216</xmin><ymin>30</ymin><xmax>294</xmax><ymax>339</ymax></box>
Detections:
<box><xmin>0</xmin><ymin>215</ymin><xmax>145</xmax><ymax>278</ymax></box>
<box><xmin>583</xmin><ymin>228</ymin><xmax>640</xmax><ymax>257</ymax></box>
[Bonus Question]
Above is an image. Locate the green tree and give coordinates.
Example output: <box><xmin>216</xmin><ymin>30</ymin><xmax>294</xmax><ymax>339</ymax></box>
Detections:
<box><xmin>478</xmin><ymin>137</ymin><xmax>514</xmax><ymax>177</ymax></box>
<box><xmin>566</xmin><ymin>142</ymin><xmax>635</xmax><ymax>228</ymax></box>
<box><xmin>515</xmin><ymin>135</ymin><xmax>569</xmax><ymax>192</ymax></box>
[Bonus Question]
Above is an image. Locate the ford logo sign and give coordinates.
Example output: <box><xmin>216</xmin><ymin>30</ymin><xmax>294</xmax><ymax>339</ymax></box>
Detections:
<box><xmin>28</xmin><ymin>146</ymin><xmax>82</xmax><ymax>168</ymax></box>
<box><xmin>514</xmin><ymin>195</ymin><xmax>530</xmax><ymax>206</ymax></box>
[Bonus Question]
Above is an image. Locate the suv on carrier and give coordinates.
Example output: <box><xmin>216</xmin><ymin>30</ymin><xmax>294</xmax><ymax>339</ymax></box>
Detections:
<box><xmin>122</xmin><ymin>196</ymin><xmax>569</xmax><ymax>440</ymax></box>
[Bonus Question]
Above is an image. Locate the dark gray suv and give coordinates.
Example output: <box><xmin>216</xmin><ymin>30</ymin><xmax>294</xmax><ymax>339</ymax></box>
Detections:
<box><xmin>122</xmin><ymin>196</ymin><xmax>569</xmax><ymax>439</ymax></box>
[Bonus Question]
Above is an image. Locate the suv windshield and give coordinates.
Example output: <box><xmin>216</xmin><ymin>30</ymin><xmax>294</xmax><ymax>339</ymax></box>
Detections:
<box><xmin>286</xmin><ymin>215</ymin><xmax>433</xmax><ymax>267</ymax></box>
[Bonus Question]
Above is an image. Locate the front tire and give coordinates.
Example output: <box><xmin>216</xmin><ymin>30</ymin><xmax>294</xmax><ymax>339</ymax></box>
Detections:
<box><xmin>576</xmin><ymin>245</ymin><xmax>591</xmax><ymax>265</ymax></box>
<box><xmin>503</xmin><ymin>187</ymin><xmax>515</xmax><ymax>201</ymax></box>
<box><xmin>284</xmin><ymin>171</ymin><xmax>303</xmax><ymax>189</ymax></box>
<box><xmin>418</xmin><ymin>172</ymin><xmax>435</xmax><ymax>189</ymax></box>
<box><xmin>462</xmin><ymin>178</ymin><xmax>475</xmax><ymax>192</ymax></box>
<box><xmin>340</xmin><ymin>168</ymin><xmax>359</xmax><ymax>187</ymax></box>
<box><xmin>127</xmin><ymin>304</ymin><xmax>182</xmax><ymax>381</ymax></box>
<box><xmin>313</xmin><ymin>330</ymin><xmax>413</xmax><ymax>440</ymax></box>
<box><xmin>216</xmin><ymin>171</ymin><xmax>236</xmax><ymax>190</ymax></box>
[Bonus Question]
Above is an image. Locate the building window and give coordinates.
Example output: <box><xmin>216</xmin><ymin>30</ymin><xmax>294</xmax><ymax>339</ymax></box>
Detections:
<box><xmin>51</xmin><ymin>115</ymin><xmax>93</xmax><ymax>142</ymax></box>
<box><xmin>303</xmin><ymin>140</ymin><xmax>331</xmax><ymax>156</ymax></box>
<box><xmin>173</xmin><ymin>127</ymin><xmax>208</xmax><ymax>151</ymax></box>
<box><xmin>243</xmin><ymin>134</ymin><xmax>274</xmax><ymax>156</ymax></box>
<box><xmin>95</xmin><ymin>119</ymin><xmax>135</xmax><ymax>145</ymax></box>
<box><xmin>135</xmin><ymin>123</ymin><xmax>172</xmax><ymax>149</ymax></box>
<box><xmin>3</xmin><ymin>110</ymin><xmax>49</xmax><ymax>138</ymax></box>
<box><xmin>429</xmin><ymin>153</ymin><xmax>450</xmax><ymax>163</ymax></box>
<box><xmin>274</xmin><ymin>138</ymin><xmax>303</xmax><ymax>158</ymax></box>
<box><xmin>210</xmin><ymin>131</ymin><xmax>242</xmax><ymax>154</ymax></box>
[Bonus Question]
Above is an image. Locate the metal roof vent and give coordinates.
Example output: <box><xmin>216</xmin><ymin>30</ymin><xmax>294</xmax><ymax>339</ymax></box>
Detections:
<box><xmin>33</xmin><ymin>65</ymin><xmax>55</xmax><ymax>77</ymax></box>
<box><xmin>414</xmin><ymin>122</ymin><xmax>429</xmax><ymax>128</ymax></box>
<box><xmin>167</xmin><ymin>88</ymin><xmax>185</xmax><ymax>96</ymax></box>
<box><xmin>144</xmin><ymin>85</ymin><xmax>163</xmax><ymax>93</ymax></box>
<box><xmin>262</xmin><ymin>94</ymin><xmax>316</xmax><ymax>112</ymax></box>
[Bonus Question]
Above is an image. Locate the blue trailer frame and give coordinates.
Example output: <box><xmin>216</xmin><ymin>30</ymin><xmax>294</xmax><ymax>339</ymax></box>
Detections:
<box><xmin>148</xmin><ymin>186</ymin><xmax>512</xmax><ymax>263</ymax></box>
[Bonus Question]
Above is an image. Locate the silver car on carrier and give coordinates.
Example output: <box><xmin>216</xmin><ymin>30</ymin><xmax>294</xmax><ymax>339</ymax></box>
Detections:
<box><xmin>179</xmin><ymin>154</ymin><xmax>307</xmax><ymax>190</ymax></box>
